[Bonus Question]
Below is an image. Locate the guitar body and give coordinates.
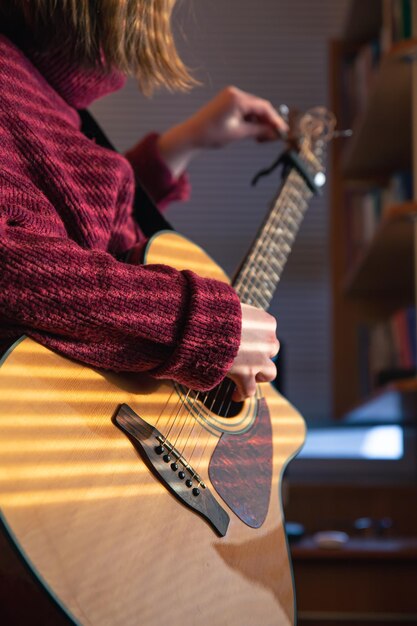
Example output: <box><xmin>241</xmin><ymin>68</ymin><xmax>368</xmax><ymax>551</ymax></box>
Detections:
<box><xmin>0</xmin><ymin>232</ymin><xmax>306</xmax><ymax>626</ymax></box>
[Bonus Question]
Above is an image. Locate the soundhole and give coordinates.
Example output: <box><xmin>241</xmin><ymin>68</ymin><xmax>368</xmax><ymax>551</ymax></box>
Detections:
<box><xmin>193</xmin><ymin>379</ymin><xmax>243</xmax><ymax>418</ymax></box>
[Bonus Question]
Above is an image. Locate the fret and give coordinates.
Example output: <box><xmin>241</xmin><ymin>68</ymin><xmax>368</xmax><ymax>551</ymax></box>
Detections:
<box><xmin>240</xmin><ymin>284</ymin><xmax>272</xmax><ymax>305</ymax></box>
<box><xmin>263</xmin><ymin>233</ymin><xmax>290</xmax><ymax>256</ymax></box>
<box><xmin>236</xmin><ymin>262</ymin><xmax>280</xmax><ymax>297</ymax></box>
<box><xmin>238</xmin><ymin>251</ymin><xmax>273</xmax><ymax>281</ymax></box>
<box><xmin>260</xmin><ymin>236</ymin><xmax>279</xmax><ymax>255</ymax></box>
<box><xmin>238</xmin><ymin>280</ymin><xmax>270</xmax><ymax>309</ymax></box>
<box><xmin>266</xmin><ymin>217</ymin><xmax>292</xmax><ymax>242</ymax></box>
<box><xmin>236</xmin><ymin>271</ymin><xmax>280</xmax><ymax>308</ymax></box>
<box><xmin>261</xmin><ymin>252</ymin><xmax>284</xmax><ymax>275</ymax></box>
<box><xmin>232</xmin><ymin>143</ymin><xmax>325</xmax><ymax>309</ymax></box>
<box><xmin>238</xmin><ymin>264</ymin><xmax>279</xmax><ymax>290</ymax></box>
<box><xmin>241</xmin><ymin>238</ymin><xmax>284</xmax><ymax>276</ymax></box>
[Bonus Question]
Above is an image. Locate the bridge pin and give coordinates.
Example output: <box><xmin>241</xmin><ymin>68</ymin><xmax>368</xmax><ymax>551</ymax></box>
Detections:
<box><xmin>192</xmin><ymin>488</ymin><xmax>200</xmax><ymax>497</ymax></box>
<box><xmin>155</xmin><ymin>445</ymin><xmax>164</xmax><ymax>455</ymax></box>
<box><xmin>163</xmin><ymin>454</ymin><xmax>171</xmax><ymax>463</ymax></box>
<box><xmin>186</xmin><ymin>479</ymin><xmax>193</xmax><ymax>488</ymax></box>
<box><xmin>171</xmin><ymin>462</ymin><xmax>178</xmax><ymax>471</ymax></box>
<box><xmin>178</xmin><ymin>471</ymin><xmax>185</xmax><ymax>480</ymax></box>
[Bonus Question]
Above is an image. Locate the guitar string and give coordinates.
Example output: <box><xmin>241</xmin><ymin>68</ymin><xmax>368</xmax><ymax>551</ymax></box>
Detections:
<box><xmin>116</xmin><ymin>412</ymin><xmax>200</xmax><ymax>479</ymax></box>
<box><xmin>128</xmin><ymin>144</ymin><xmax>322</xmax><ymax>485</ymax></box>
<box><xmin>150</xmin><ymin>141</ymin><xmax>323</xmax><ymax>486</ymax></box>
<box><xmin>157</xmin><ymin>151</ymin><xmax>315</xmax><ymax>481</ymax></box>
<box><xmin>181</xmin><ymin>168</ymin><xmax>311</xmax><ymax>471</ymax></box>
<box><xmin>184</xmin><ymin>219</ymin><xmax>294</xmax><ymax>473</ymax></box>
<box><xmin>192</xmin><ymin>183</ymin><xmax>312</xmax><ymax>474</ymax></box>
<box><xmin>199</xmin><ymin>169</ymin><xmax>305</xmax><ymax>419</ymax></box>
<box><xmin>132</xmin><ymin>190</ymin><xmax>284</xmax><ymax>450</ymax></box>
<box><xmin>212</xmin><ymin>167</ymin><xmax>309</xmax><ymax>421</ymax></box>
<box><xmin>175</xmin><ymin>169</ymin><xmax>313</xmax><ymax>481</ymax></box>
<box><xmin>177</xmin><ymin>179</ymin><xmax>294</xmax><ymax>469</ymax></box>
<box><xmin>188</xmin><ymin>169</ymin><xmax>313</xmax><ymax>476</ymax></box>
<box><xmin>154</xmin><ymin>237</ymin><xmax>272</xmax><ymax>480</ymax></box>
<box><xmin>219</xmin><ymin>147</ymin><xmax>317</xmax><ymax>419</ymax></box>
<box><xmin>160</xmin><ymin>386</ymin><xmax>193</xmax><ymax>449</ymax></box>
<box><xmin>165</xmin><ymin>190</ymin><xmax>307</xmax><ymax>486</ymax></box>
<box><xmin>169</xmin><ymin>387</ymin><xmax>202</xmax><ymax>458</ymax></box>
<box><xmin>194</xmin><ymin>184</ymin><xmax>293</xmax><ymax>430</ymax></box>
<box><xmin>153</xmin><ymin>386</ymin><xmax>176</xmax><ymax>429</ymax></box>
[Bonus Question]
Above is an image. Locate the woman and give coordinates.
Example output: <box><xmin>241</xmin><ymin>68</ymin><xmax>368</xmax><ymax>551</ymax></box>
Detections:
<box><xmin>0</xmin><ymin>0</ymin><xmax>286</xmax><ymax>400</ymax></box>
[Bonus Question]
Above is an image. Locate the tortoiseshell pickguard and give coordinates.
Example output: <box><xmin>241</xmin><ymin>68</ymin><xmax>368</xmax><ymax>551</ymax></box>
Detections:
<box><xmin>208</xmin><ymin>399</ymin><xmax>272</xmax><ymax>528</ymax></box>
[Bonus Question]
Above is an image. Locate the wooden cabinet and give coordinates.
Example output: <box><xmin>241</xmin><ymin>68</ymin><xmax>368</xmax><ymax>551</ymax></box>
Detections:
<box><xmin>294</xmin><ymin>539</ymin><xmax>417</xmax><ymax>625</ymax></box>
<box><xmin>330</xmin><ymin>1</ymin><xmax>417</xmax><ymax>419</ymax></box>
<box><xmin>288</xmin><ymin>483</ymin><xmax>417</xmax><ymax>623</ymax></box>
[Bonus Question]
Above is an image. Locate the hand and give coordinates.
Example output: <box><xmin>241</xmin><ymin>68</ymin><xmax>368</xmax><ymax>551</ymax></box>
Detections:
<box><xmin>227</xmin><ymin>303</ymin><xmax>280</xmax><ymax>402</ymax></box>
<box><xmin>157</xmin><ymin>86</ymin><xmax>288</xmax><ymax>178</ymax></box>
<box><xmin>182</xmin><ymin>85</ymin><xmax>288</xmax><ymax>148</ymax></box>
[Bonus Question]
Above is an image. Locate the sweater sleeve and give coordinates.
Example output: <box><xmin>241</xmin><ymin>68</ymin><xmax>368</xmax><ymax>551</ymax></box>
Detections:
<box><xmin>124</xmin><ymin>133</ymin><xmax>191</xmax><ymax>210</ymax></box>
<box><xmin>0</xmin><ymin>187</ymin><xmax>241</xmax><ymax>391</ymax></box>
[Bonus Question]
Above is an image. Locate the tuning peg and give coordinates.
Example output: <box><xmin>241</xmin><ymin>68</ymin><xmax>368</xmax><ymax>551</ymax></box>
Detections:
<box><xmin>333</xmin><ymin>128</ymin><xmax>353</xmax><ymax>138</ymax></box>
<box><xmin>278</xmin><ymin>104</ymin><xmax>290</xmax><ymax>124</ymax></box>
<box><xmin>314</xmin><ymin>172</ymin><xmax>326</xmax><ymax>188</ymax></box>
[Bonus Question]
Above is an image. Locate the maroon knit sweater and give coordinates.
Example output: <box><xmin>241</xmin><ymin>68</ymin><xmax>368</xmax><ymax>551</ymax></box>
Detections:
<box><xmin>0</xmin><ymin>35</ymin><xmax>242</xmax><ymax>390</ymax></box>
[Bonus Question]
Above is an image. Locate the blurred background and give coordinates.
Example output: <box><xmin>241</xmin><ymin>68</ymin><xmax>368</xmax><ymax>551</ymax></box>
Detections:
<box><xmin>92</xmin><ymin>1</ymin><xmax>417</xmax><ymax>623</ymax></box>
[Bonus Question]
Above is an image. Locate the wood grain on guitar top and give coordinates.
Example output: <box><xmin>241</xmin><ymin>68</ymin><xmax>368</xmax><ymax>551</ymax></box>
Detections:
<box><xmin>0</xmin><ymin>232</ymin><xmax>306</xmax><ymax>626</ymax></box>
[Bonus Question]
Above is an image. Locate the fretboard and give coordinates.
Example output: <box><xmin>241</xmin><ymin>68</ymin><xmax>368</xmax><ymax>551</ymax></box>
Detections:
<box><xmin>232</xmin><ymin>167</ymin><xmax>314</xmax><ymax>310</ymax></box>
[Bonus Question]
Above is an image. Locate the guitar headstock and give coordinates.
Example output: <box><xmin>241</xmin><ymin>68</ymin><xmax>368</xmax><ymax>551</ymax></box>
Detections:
<box><xmin>298</xmin><ymin>107</ymin><xmax>337</xmax><ymax>144</ymax></box>
<box><xmin>291</xmin><ymin>107</ymin><xmax>337</xmax><ymax>187</ymax></box>
<box><xmin>251</xmin><ymin>106</ymin><xmax>338</xmax><ymax>191</ymax></box>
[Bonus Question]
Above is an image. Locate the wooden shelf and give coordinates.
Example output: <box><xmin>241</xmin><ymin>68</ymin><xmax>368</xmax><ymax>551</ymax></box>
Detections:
<box><xmin>343</xmin><ymin>202</ymin><xmax>417</xmax><ymax>297</ymax></box>
<box><xmin>292</xmin><ymin>536</ymin><xmax>417</xmax><ymax>617</ymax></box>
<box><xmin>343</xmin><ymin>0</ymin><xmax>382</xmax><ymax>43</ymax></box>
<box><xmin>330</xmin><ymin>7</ymin><xmax>417</xmax><ymax>417</ymax></box>
<box><xmin>292</xmin><ymin>536</ymin><xmax>417</xmax><ymax>560</ymax></box>
<box><xmin>342</xmin><ymin>376</ymin><xmax>417</xmax><ymax>423</ymax></box>
<box><xmin>342</xmin><ymin>41</ymin><xmax>417</xmax><ymax>179</ymax></box>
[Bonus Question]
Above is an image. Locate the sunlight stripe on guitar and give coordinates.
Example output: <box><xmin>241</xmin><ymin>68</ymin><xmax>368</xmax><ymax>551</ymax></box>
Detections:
<box><xmin>0</xmin><ymin>365</ymin><xmax>100</xmax><ymax>379</ymax></box>
<box><xmin>0</xmin><ymin>461</ymin><xmax>149</xmax><ymax>480</ymax></box>
<box><xmin>148</xmin><ymin>255</ymin><xmax>223</xmax><ymax>274</ymax></box>
<box><xmin>0</xmin><ymin>484</ymin><xmax>164</xmax><ymax>507</ymax></box>
<box><xmin>272</xmin><ymin>435</ymin><xmax>302</xmax><ymax>445</ymax></box>
<box><xmin>0</xmin><ymin>389</ymin><xmax>168</xmax><ymax>403</ymax></box>
<box><xmin>0</xmin><ymin>417</ymin><xmax>99</xmax><ymax>428</ymax></box>
<box><xmin>0</xmin><ymin>439</ymin><xmax>130</xmax><ymax>452</ymax></box>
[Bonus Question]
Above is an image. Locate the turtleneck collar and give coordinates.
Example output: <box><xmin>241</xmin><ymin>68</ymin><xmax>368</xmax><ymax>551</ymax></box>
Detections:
<box><xmin>1</xmin><ymin>27</ymin><xmax>127</xmax><ymax>109</ymax></box>
<box><xmin>25</xmin><ymin>45</ymin><xmax>127</xmax><ymax>109</ymax></box>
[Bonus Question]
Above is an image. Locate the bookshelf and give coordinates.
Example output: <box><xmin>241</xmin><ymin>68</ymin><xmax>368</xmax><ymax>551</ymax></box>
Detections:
<box><xmin>344</xmin><ymin>0</ymin><xmax>382</xmax><ymax>43</ymax></box>
<box><xmin>343</xmin><ymin>375</ymin><xmax>417</xmax><ymax>423</ymax></box>
<box><xmin>342</xmin><ymin>41</ymin><xmax>416</xmax><ymax>178</ymax></box>
<box><xmin>343</xmin><ymin>202</ymin><xmax>417</xmax><ymax>297</ymax></box>
<box><xmin>331</xmin><ymin>1</ymin><xmax>417</xmax><ymax>419</ymax></box>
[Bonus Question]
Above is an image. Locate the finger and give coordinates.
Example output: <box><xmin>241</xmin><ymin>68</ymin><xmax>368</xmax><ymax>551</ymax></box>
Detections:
<box><xmin>231</xmin><ymin>374</ymin><xmax>257</xmax><ymax>401</ymax></box>
<box><xmin>231</xmin><ymin>387</ymin><xmax>245</xmax><ymax>402</ymax></box>
<box><xmin>270</xmin><ymin>338</ymin><xmax>280</xmax><ymax>358</ymax></box>
<box><xmin>231</xmin><ymin>380</ymin><xmax>249</xmax><ymax>402</ymax></box>
<box><xmin>256</xmin><ymin>361</ymin><xmax>277</xmax><ymax>383</ymax></box>
<box><xmin>243</xmin><ymin>123</ymin><xmax>280</xmax><ymax>143</ymax></box>
<box><xmin>228</xmin><ymin>375</ymin><xmax>246</xmax><ymax>402</ymax></box>
<box><xmin>241</xmin><ymin>96</ymin><xmax>288</xmax><ymax>135</ymax></box>
<box><xmin>242</xmin><ymin>375</ymin><xmax>258</xmax><ymax>398</ymax></box>
<box><xmin>256</xmin><ymin>131</ymin><xmax>282</xmax><ymax>143</ymax></box>
<box><xmin>255</xmin><ymin>372</ymin><xmax>271</xmax><ymax>384</ymax></box>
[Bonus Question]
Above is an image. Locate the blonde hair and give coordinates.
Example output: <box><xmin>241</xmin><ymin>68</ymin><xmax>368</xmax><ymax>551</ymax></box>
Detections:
<box><xmin>0</xmin><ymin>0</ymin><xmax>195</xmax><ymax>94</ymax></box>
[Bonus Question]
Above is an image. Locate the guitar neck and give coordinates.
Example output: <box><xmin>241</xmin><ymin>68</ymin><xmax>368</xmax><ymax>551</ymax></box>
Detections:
<box><xmin>233</xmin><ymin>166</ymin><xmax>314</xmax><ymax>310</ymax></box>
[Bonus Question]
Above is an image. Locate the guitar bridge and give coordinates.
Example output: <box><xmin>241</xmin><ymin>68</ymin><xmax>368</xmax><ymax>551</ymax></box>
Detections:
<box><xmin>113</xmin><ymin>404</ymin><xmax>229</xmax><ymax>537</ymax></box>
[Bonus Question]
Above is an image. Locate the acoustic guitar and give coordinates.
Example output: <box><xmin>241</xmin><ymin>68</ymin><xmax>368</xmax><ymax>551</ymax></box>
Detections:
<box><xmin>0</xmin><ymin>108</ymin><xmax>335</xmax><ymax>626</ymax></box>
